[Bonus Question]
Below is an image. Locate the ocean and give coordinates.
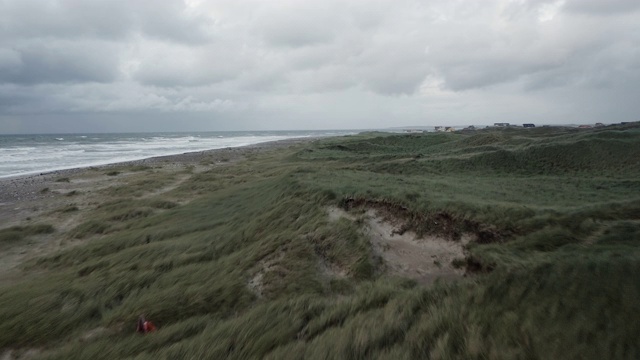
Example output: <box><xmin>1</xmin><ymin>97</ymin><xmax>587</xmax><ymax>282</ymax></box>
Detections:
<box><xmin>0</xmin><ymin>130</ymin><xmax>357</xmax><ymax>179</ymax></box>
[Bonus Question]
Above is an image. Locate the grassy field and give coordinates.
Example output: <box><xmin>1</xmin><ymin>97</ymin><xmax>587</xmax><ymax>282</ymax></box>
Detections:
<box><xmin>1</xmin><ymin>123</ymin><xmax>639</xmax><ymax>359</ymax></box>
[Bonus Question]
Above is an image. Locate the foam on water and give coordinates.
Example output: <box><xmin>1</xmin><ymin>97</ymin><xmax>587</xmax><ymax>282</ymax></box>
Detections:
<box><xmin>0</xmin><ymin>130</ymin><xmax>356</xmax><ymax>178</ymax></box>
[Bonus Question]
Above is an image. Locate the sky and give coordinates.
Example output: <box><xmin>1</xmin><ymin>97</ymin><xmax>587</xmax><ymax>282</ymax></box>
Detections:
<box><xmin>1</xmin><ymin>0</ymin><xmax>639</xmax><ymax>134</ymax></box>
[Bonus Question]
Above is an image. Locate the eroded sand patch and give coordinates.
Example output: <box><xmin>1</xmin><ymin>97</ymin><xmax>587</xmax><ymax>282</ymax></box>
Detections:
<box><xmin>248</xmin><ymin>250</ymin><xmax>286</xmax><ymax>298</ymax></box>
<box><xmin>329</xmin><ymin>207</ymin><xmax>469</xmax><ymax>285</ymax></box>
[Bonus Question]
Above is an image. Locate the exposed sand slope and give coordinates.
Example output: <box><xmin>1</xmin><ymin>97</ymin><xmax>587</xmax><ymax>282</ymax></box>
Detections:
<box><xmin>329</xmin><ymin>207</ymin><xmax>469</xmax><ymax>285</ymax></box>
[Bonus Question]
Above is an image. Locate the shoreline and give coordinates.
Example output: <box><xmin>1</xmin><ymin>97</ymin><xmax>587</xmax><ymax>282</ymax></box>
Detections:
<box><xmin>0</xmin><ymin>136</ymin><xmax>317</xmax><ymax>285</ymax></box>
<box><xmin>0</xmin><ymin>137</ymin><xmax>318</xmax><ymax>181</ymax></box>
<box><xmin>0</xmin><ymin>137</ymin><xmax>317</xmax><ymax>229</ymax></box>
<box><xmin>0</xmin><ymin>137</ymin><xmax>315</xmax><ymax>205</ymax></box>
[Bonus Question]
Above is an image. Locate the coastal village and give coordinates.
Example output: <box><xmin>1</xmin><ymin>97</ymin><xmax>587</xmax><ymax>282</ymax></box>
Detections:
<box><xmin>403</xmin><ymin>121</ymin><xmax>618</xmax><ymax>133</ymax></box>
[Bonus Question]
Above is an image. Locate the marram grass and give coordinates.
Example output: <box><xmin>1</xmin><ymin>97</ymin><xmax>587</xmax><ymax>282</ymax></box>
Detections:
<box><xmin>1</xmin><ymin>123</ymin><xmax>639</xmax><ymax>359</ymax></box>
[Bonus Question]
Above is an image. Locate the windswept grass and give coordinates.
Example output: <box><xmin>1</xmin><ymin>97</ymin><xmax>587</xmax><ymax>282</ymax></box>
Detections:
<box><xmin>1</xmin><ymin>123</ymin><xmax>639</xmax><ymax>359</ymax></box>
<box><xmin>0</xmin><ymin>224</ymin><xmax>54</xmax><ymax>244</ymax></box>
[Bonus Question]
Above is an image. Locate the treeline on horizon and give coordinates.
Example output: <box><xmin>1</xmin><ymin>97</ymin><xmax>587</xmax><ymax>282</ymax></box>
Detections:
<box><xmin>1</xmin><ymin>122</ymin><xmax>639</xmax><ymax>359</ymax></box>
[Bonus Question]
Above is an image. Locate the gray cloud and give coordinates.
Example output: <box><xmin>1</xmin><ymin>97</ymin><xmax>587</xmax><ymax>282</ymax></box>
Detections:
<box><xmin>0</xmin><ymin>82</ymin><xmax>238</xmax><ymax>115</ymax></box>
<box><xmin>0</xmin><ymin>0</ymin><xmax>132</xmax><ymax>41</ymax></box>
<box><xmin>0</xmin><ymin>0</ymin><xmax>214</xmax><ymax>86</ymax></box>
<box><xmin>0</xmin><ymin>41</ymin><xmax>121</xmax><ymax>85</ymax></box>
<box><xmin>1</xmin><ymin>0</ymin><xmax>639</xmax><ymax>133</ymax></box>
<box><xmin>130</xmin><ymin>41</ymin><xmax>251</xmax><ymax>87</ymax></box>
<box><xmin>564</xmin><ymin>0</ymin><xmax>640</xmax><ymax>15</ymax></box>
<box><xmin>258</xmin><ymin>16</ymin><xmax>337</xmax><ymax>48</ymax></box>
<box><xmin>0</xmin><ymin>0</ymin><xmax>214</xmax><ymax>43</ymax></box>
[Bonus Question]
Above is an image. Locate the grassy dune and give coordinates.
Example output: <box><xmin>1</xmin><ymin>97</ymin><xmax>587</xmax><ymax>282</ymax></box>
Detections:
<box><xmin>1</xmin><ymin>123</ymin><xmax>640</xmax><ymax>359</ymax></box>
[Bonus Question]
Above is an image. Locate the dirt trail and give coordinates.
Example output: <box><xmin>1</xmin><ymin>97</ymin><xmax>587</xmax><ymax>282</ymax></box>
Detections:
<box><xmin>329</xmin><ymin>207</ymin><xmax>469</xmax><ymax>285</ymax></box>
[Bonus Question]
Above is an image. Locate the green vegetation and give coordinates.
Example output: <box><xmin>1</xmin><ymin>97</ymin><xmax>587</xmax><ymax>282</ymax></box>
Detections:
<box><xmin>0</xmin><ymin>224</ymin><xmax>54</xmax><ymax>246</ymax></box>
<box><xmin>100</xmin><ymin>175</ymin><xmax>176</xmax><ymax>198</ymax></box>
<box><xmin>57</xmin><ymin>205</ymin><xmax>79</xmax><ymax>213</ymax></box>
<box><xmin>65</xmin><ymin>190</ymin><xmax>80</xmax><ymax>197</ymax></box>
<box><xmin>107</xmin><ymin>165</ymin><xmax>153</xmax><ymax>173</ymax></box>
<box><xmin>1</xmin><ymin>124</ymin><xmax>640</xmax><ymax>359</ymax></box>
<box><xmin>126</xmin><ymin>165</ymin><xmax>153</xmax><ymax>172</ymax></box>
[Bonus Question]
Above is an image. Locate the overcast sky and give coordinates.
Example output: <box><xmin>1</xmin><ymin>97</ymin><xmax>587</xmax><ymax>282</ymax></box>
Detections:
<box><xmin>1</xmin><ymin>0</ymin><xmax>639</xmax><ymax>133</ymax></box>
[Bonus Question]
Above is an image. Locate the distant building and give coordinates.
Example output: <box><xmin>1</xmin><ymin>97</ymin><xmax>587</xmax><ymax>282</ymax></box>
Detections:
<box><xmin>578</xmin><ymin>125</ymin><xmax>592</xmax><ymax>129</ymax></box>
<box><xmin>494</xmin><ymin>122</ymin><xmax>510</xmax><ymax>127</ymax></box>
<box><xmin>523</xmin><ymin>123</ymin><xmax>535</xmax><ymax>128</ymax></box>
<box><xmin>434</xmin><ymin>126</ymin><xmax>444</xmax><ymax>132</ymax></box>
<box><xmin>595</xmin><ymin>123</ymin><xmax>605</xmax><ymax>127</ymax></box>
<box><xmin>445</xmin><ymin>127</ymin><xmax>455</xmax><ymax>132</ymax></box>
<box><xmin>463</xmin><ymin>125</ymin><xmax>476</xmax><ymax>131</ymax></box>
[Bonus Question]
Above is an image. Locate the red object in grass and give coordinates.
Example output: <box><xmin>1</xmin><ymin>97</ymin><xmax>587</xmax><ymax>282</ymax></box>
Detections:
<box><xmin>143</xmin><ymin>321</ymin><xmax>156</xmax><ymax>333</ymax></box>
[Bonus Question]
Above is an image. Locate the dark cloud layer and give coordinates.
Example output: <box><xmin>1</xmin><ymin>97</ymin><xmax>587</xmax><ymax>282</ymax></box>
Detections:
<box><xmin>1</xmin><ymin>0</ymin><xmax>639</xmax><ymax>133</ymax></box>
<box><xmin>1</xmin><ymin>0</ymin><xmax>214</xmax><ymax>43</ymax></box>
<box><xmin>1</xmin><ymin>41</ymin><xmax>120</xmax><ymax>85</ymax></box>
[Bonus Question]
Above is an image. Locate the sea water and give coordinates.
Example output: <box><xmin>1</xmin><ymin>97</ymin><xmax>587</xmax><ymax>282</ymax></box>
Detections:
<box><xmin>0</xmin><ymin>130</ymin><xmax>356</xmax><ymax>178</ymax></box>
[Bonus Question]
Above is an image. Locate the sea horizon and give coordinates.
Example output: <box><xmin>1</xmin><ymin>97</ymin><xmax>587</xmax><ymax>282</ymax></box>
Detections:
<box><xmin>0</xmin><ymin>130</ymin><xmax>363</xmax><ymax>179</ymax></box>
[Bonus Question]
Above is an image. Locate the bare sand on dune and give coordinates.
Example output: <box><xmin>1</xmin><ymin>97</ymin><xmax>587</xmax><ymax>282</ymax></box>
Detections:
<box><xmin>328</xmin><ymin>207</ymin><xmax>469</xmax><ymax>285</ymax></box>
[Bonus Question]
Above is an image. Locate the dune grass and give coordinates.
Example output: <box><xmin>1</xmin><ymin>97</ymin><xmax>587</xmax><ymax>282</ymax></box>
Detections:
<box><xmin>1</xmin><ymin>124</ymin><xmax>639</xmax><ymax>359</ymax></box>
<box><xmin>0</xmin><ymin>224</ymin><xmax>54</xmax><ymax>245</ymax></box>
